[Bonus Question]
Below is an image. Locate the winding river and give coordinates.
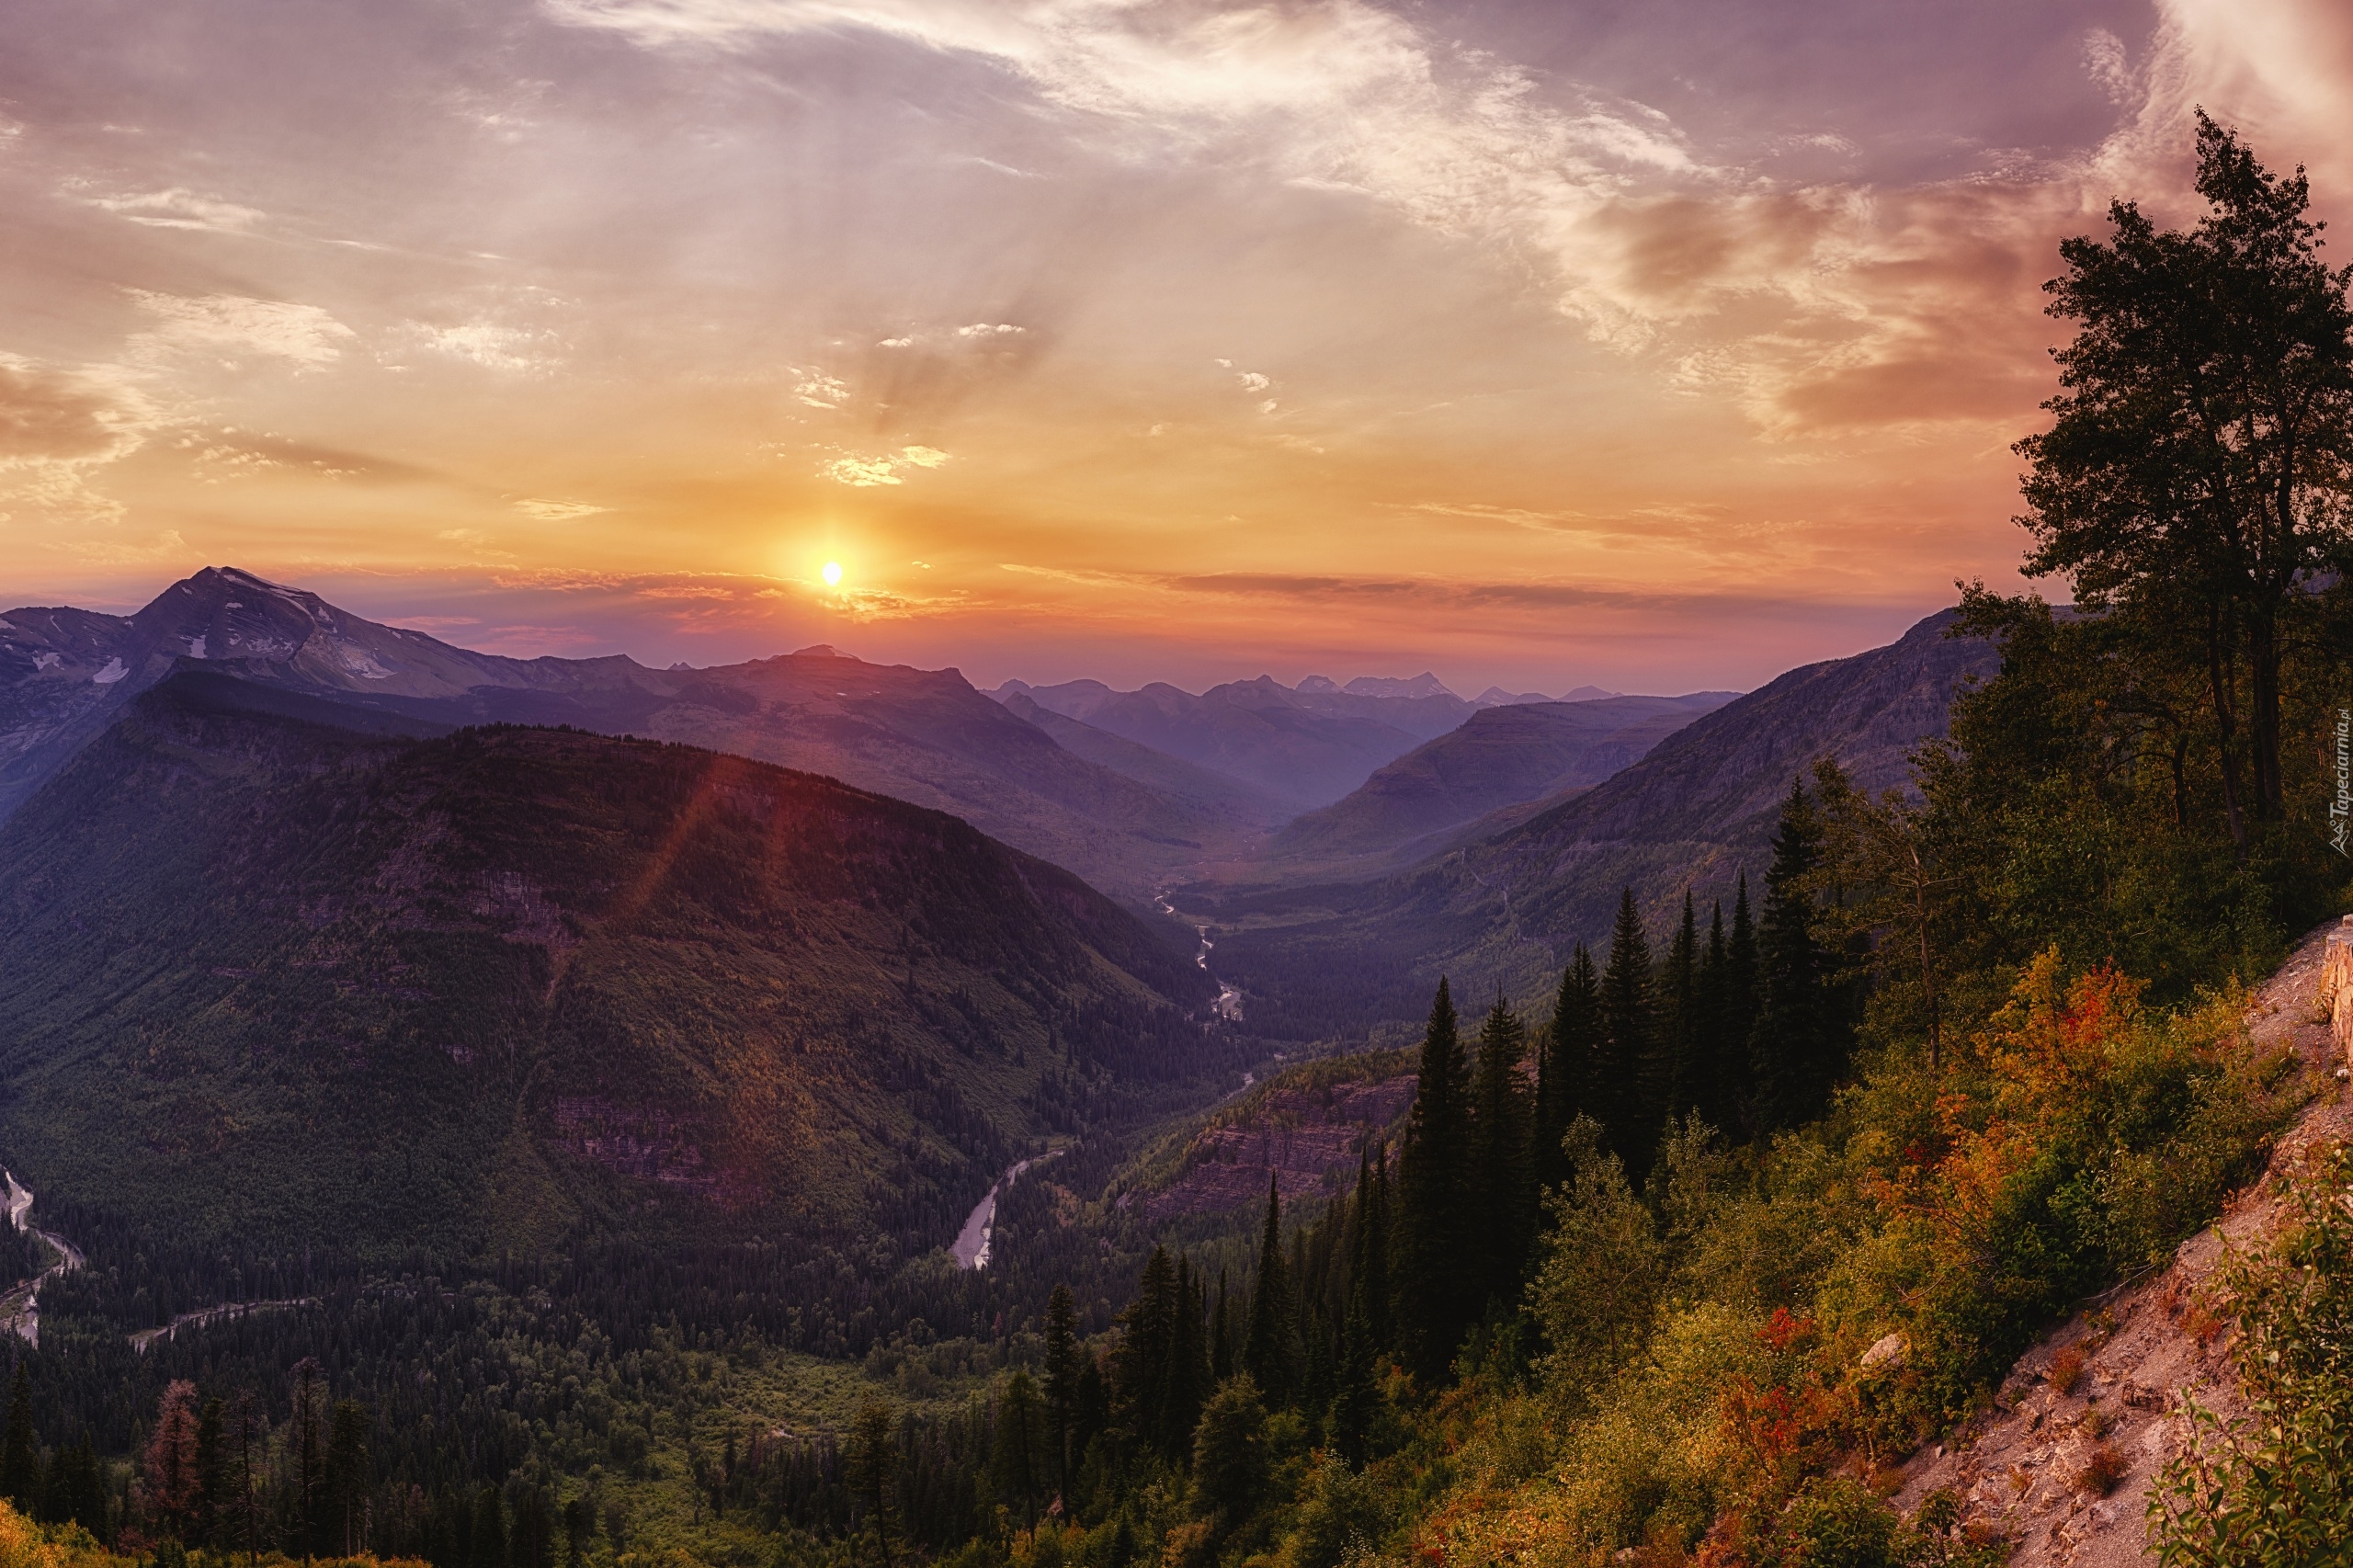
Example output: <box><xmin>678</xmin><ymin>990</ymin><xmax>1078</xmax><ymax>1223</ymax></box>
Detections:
<box><xmin>950</xmin><ymin>1150</ymin><xmax>1063</xmax><ymax>1271</ymax></box>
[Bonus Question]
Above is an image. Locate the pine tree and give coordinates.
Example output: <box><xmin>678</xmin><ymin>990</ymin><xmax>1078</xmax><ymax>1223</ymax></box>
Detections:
<box><xmin>1114</xmin><ymin>1247</ymin><xmax>1177</xmax><ymax>1442</ymax></box>
<box><xmin>323</xmin><ymin>1403</ymin><xmax>369</xmax><ymax>1557</ymax></box>
<box><xmin>1724</xmin><ymin>875</ymin><xmax>1761</xmax><ymax>1129</ymax></box>
<box><xmin>1243</xmin><ymin>1178</ymin><xmax>1299</xmax><ymax>1405</ymax></box>
<box><xmin>845</xmin><ymin>1395</ymin><xmax>898</xmax><ymax>1568</ymax></box>
<box><xmin>1210</xmin><ymin>1270</ymin><xmax>1234</xmax><ymax>1383</ymax></box>
<box><xmin>292</xmin><ymin>1357</ymin><xmax>324</xmax><ymax>1562</ymax></box>
<box><xmin>1692</xmin><ymin>901</ymin><xmax>1730</xmax><ymax>1131</ymax></box>
<box><xmin>1597</xmin><ymin>890</ymin><xmax>1657</xmax><ymax>1180</ymax></box>
<box><xmin>1163</xmin><ymin>1257</ymin><xmax>1211</xmax><ymax>1459</ymax></box>
<box><xmin>1392</xmin><ymin>979</ymin><xmax>1475</xmax><ymax>1381</ymax></box>
<box><xmin>1467</xmin><ymin>998</ymin><xmax>1532</xmax><ymax>1307</ymax></box>
<box><xmin>1190</xmin><ymin>1378</ymin><xmax>1268</xmax><ymax>1529</ymax></box>
<box><xmin>991</xmin><ymin>1371</ymin><xmax>1045</xmax><ymax>1525</ymax></box>
<box><xmin>1651</xmin><ymin>892</ymin><xmax>1699</xmax><ymax>1126</ymax></box>
<box><xmin>1752</xmin><ymin>780</ymin><xmax>1840</xmax><ymax>1131</ymax></box>
<box><xmin>193</xmin><ymin>1395</ymin><xmax>224</xmax><ymax>1548</ymax></box>
<box><xmin>144</xmin><ymin>1381</ymin><xmax>202</xmax><ymax>1539</ymax></box>
<box><xmin>1041</xmin><ymin>1284</ymin><xmax>1079</xmax><ymax>1497</ymax></box>
<box><xmin>0</xmin><ymin>1365</ymin><xmax>32</xmax><ymax>1512</ymax></box>
<box><xmin>1355</xmin><ymin>1142</ymin><xmax>1392</xmax><ymax>1355</ymax></box>
<box><xmin>1535</xmin><ymin>946</ymin><xmax>1601</xmax><ymax>1199</ymax></box>
<box><xmin>469</xmin><ymin>1486</ymin><xmax>506</xmax><ymax>1568</ymax></box>
<box><xmin>1327</xmin><ymin>1298</ymin><xmax>1377</xmax><ymax>1470</ymax></box>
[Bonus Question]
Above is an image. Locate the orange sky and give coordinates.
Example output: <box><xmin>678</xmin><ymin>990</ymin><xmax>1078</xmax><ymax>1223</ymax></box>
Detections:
<box><xmin>4</xmin><ymin>0</ymin><xmax>2352</xmax><ymax>693</ymax></box>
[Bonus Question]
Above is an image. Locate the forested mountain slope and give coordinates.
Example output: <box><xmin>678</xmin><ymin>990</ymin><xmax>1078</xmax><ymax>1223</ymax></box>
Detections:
<box><xmin>1199</xmin><ymin>609</ymin><xmax>1997</xmax><ymax>1039</ymax></box>
<box><xmin>0</xmin><ymin>670</ymin><xmax>1229</xmax><ymax>1256</ymax></box>
<box><xmin>0</xmin><ymin>569</ymin><xmax>1268</xmax><ymax>902</ymax></box>
<box><xmin>1264</xmin><ymin>691</ymin><xmax>1735</xmax><ymax>874</ymax></box>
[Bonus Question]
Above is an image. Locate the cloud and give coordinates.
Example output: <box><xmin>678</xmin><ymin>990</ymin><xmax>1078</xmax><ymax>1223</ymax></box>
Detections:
<box><xmin>0</xmin><ymin>356</ymin><xmax>155</xmax><ymax>523</ymax></box>
<box><xmin>84</xmin><ymin>187</ymin><xmax>266</xmax><ymax>233</ymax></box>
<box><xmin>2082</xmin><ymin>28</ymin><xmax>2137</xmax><ymax>105</ymax></box>
<box><xmin>817</xmin><ymin>444</ymin><xmax>950</xmax><ymax>486</ymax></box>
<box><xmin>795</xmin><ymin>370</ymin><xmax>850</xmax><ymax>406</ymax></box>
<box><xmin>129</xmin><ymin>291</ymin><xmax>356</xmax><ymax>369</ymax></box>
<box><xmin>955</xmin><ymin>323</ymin><xmax>1025</xmax><ymax>337</ymax></box>
<box><xmin>513</xmin><ymin>497</ymin><xmax>608</xmax><ymax>520</ymax></box>
<box><xmin>408</xmin><ymin>322</ymin><xmax>558</xmax><ymax>374</ymax></box>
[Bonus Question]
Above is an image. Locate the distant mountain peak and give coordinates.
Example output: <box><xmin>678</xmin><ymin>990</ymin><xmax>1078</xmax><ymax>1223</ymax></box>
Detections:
<box><xmin>1342</xmin><ymin>672</ymin><xmax>1456</xmax><ymax>700</ymax></box>
<box><xmin>791</xmin><ymin>643</ymin><xmax>851</xmax><ymax>658</ymax></box>
<box><xmin>1295</xmin><ymin>675</ymin><xmax>1342</xmax><ymax>694</ymax></box>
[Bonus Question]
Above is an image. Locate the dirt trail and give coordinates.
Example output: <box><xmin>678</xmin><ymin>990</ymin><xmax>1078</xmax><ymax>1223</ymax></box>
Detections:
<box><xmin>131</xmin><ymin>1297</ymin><xmax>317</xmax><ymax>1355</ymax></box>
<box><xmin>1890</xmin><ymin>916</ymin><xmax>2353</xmax><ymax>1566</ymax></box>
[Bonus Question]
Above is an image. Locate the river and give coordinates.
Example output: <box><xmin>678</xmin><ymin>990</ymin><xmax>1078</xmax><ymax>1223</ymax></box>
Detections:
<box><xmin>950</xmin><ymin>1150</ymin><xmax>1063</xmax><ymax>1271</ymax></box>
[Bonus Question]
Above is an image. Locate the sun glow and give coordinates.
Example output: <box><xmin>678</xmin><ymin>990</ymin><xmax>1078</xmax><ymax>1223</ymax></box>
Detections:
<box><xmin>822</xmin><ymin>562</ymin><xmax>843</xmax><ymax>587</ymax></box>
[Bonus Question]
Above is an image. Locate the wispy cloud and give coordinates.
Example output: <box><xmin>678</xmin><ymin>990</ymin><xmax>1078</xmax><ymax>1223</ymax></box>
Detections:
<box><xmin>817</xmin><ymin>444</ymin><xmax>949</xmax><ymax>486</ymax></box>
<box><xmin>128</xmin><ymin>291</ymin><xmax>357</xmax><ymax>369</ymax></box>
<box><xmin>84</xmin><ymin>186</ymin><xmax>267</xmax><ymax>233</ymax></box>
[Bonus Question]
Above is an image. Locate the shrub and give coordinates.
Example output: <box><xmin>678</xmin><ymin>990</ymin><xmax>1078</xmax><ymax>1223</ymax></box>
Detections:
<box><xmin>2047</xmin><ymin>1345</ymin><xmax>2086</xmax><ymax>1395</ymax></box>
<box><xmin>2152</xmin><ymin>1141</ymin><xmax>2353</xmax><ymax>1565</ymax></box>
<box><xmin>2072</xmin><ymin>1442</ymin><xmax>2126</xmax><ymax>1495</ymax></box>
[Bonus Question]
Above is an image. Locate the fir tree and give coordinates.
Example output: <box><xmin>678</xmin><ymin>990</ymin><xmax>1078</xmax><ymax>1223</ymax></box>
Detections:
<box><xmin>1534</xmin><ymin>946</ymin><xmax>1601</xmax><ymax>1198</ymax></box>
<box><xmin>1467</xmin><ymin>998</ymin><xmax>1532</xmax><ymax>1306</ymax></box>
<box><xmin>1041</xmin><ymin>1284</ymin><xmax>1079</xmax><ymax>1497</ymax></box>
<box><xmin>1597</xmin><ymin>889</ymin><xmax>1657</xmax><ymax>1179</ymax></box>
<box><xmin>1651</xmin><ymin>892</ymin><xmax>1699</xmax><ymax>1126</ymax></box>
<box><xmin>1190</xmin><ymin>1377</ymin><xmax>1268</xmax><ymax>1529</ymax></box>
<box><xmin>468</xmin><ymin>1486</ymin><xmax>506</xmax><ymax>1568</ymax></box>
<box><xmin>845</xmin><ymin>1395</ymin><xmax>898</xmax><ymax>1568</ymax></box>
<box><xmin>1751</xmin><ymin>779</ymin><xmax>1842</xmax><ymax>1130</ymax></box>
<box><xmin>1723</xmin><ymin>875</ymin><xmax>1761</xmax><ymax>1129</ymax></box>
<box><xmin>1243</xmin><ymin>1178</ymin><xmax>1300</xmax><ymax>1405</ymax></box>
<box><xmin>1392</xmin><ymin>979</ymin><xmax>1476</xmax><ymax>1381</ymax></box>
<box><xmin>1326</xmin><ymin>1299</ymin><xmax>1377</xmax><ymax>1470</ymax></box>
<box><xmin>991</xmin><ymin>1371</ymin><xmax>1046</xmax><ymax>1525</ymax></box>
<box><xmin>1692</xmin><ymin>900</ymin><xmax>1731</xmax><ymax>1131</ymax></box>
<box><xmin>1114</xmin><ymin>1247</ymin><xmax>1177</xmax><ymax>1443</ymax></box>
<box><xmin>1163</xmin><ymin>1257</ymin><xmax>1211</xmax><ymax>1459</ymax></box>
<box><xmin>1210</xmin><ymin>1269</ymin><xmax>1234</xmax><ymax>1383</ymax></box>
<box><xmin>0</xmin><ymin>1365</ymin><xmax>31</xmax><ymax>1513</ymax></box>
<box><xmin>1355</xmin><ymin>1142</ymin><xmax>1392</xmax><ymax>1355</ymax></box>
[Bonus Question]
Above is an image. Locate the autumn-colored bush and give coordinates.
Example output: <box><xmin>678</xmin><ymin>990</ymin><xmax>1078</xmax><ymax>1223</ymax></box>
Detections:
<box><xmin>2072</xmin><ymin>1442</ymin><xmax>2126</xmax><ymax>1495</ymax></box>
<box><xmin>2047</xmin><ymin>1345</ymin><xmax>2086</xmax><ymax>1394</ymax></box>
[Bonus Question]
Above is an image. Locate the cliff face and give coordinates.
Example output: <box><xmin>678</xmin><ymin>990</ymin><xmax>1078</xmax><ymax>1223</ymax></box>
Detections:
<box><xmin>1131</xmin><ymin>1071</ymin><xmax>1416</xmax><ymax>1219</ymax></box>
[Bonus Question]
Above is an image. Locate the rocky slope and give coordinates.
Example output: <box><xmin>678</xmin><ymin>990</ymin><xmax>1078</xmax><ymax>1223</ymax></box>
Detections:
<box><xmin>0</xmin><ymin>669</ymin><xmax>1229</xmax><ymax>1256</ymax></box>
<box><xmin>1888</xmin><ymin>919</ymin><xmax>2351</xmax><ymax>1565</ymax></box>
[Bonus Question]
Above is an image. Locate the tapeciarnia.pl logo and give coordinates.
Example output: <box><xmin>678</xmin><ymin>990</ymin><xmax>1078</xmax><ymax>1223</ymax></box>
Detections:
<box><xmin>2333</xmin><ymin>707</ymin><xmax>2351</xmax><ymax>858</ymax></box>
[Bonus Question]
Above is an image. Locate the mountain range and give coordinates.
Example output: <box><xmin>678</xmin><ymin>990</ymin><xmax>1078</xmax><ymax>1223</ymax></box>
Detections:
<box><xmin>0</xmin><ymin>564</ymin><xmax>2018</xmax><ymax>1293</ymax></box>
<box><xmin>1192</xmin><ymin>609</ymin><xmax>1999</xmax><ymax>1040</ymax></box>
<box><xmin>0</xmin><ymin>667</ymin><xmax>1228</xmax><ymax>1255</ymax></box>
<box><xmin>995</xmin><ymin>673</ymin><xmax>1572</xmax><ymax>812</ymax></box>
<box><xmin>1260</xmin><ymin>691</ymin><xmax>1739</xmax><ymax>877</ymax></box>
<box><xmin>0</xmin><ymin>569</ymin><xmax>1282</xmax><ymax>904</ymax></box>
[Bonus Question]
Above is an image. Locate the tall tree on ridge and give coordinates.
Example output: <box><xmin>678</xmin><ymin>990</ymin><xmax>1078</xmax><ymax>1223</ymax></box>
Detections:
<box><xmin>1042</xmin><ymin>1283</ymin><xmax>1080</xmax><ymax>1497</ymax></box>
<box><xmin>2017</xmin><ymin>112</ymin><xmax>2353</xmax><ymax>842</ymax></box>
<box><xmin>1598</xmin><ymin>889</ymin><xmax>1656</xmax><ymax>1180</ymax></box>
<box><xmin>1468</xmin><ymin>996</ymin><xmax>1533</xmax><ymax>1305</ymax></box>
<box><xmin>1244</xmin><ymin>1176</ymin><xmax>1300</xmax><ymax>1406</ymax></box>
<box><xmin>1651</xmin><ymin>892</ymin><xmax>1700</xmax><ymax>1127</ymax></box>
<box><xmin>1392</xmin><ymin>979</ymin><xmax>1474</xmax><ymax>1381</ymax></box>
<box><xmin>1751</xmin><ymin>780</ymin><xmax>1838</xmax><ymax>1131</ymax></box>
<box><xmin>1724</xmin><ymin>874</ymin><xmax>1761</xmax><ymax>1129</ymax></box>
<box><xmin>1535</xmin><ymin>946</ymin><xmax>1601</xmax><ymax>1198</ymax></box>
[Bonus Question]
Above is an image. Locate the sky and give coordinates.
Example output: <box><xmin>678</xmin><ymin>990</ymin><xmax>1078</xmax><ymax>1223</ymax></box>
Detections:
<box><xmin>3</xmin><ymin>0</ymin><xmax>2351</xmax><ymax>695</ymax></box>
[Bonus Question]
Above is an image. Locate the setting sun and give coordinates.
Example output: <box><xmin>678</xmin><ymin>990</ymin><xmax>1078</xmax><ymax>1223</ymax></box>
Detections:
<box><xmin>822</xmin><ymin>562</ymin><xmax>843</xmax><ymax>587</ymax></box>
